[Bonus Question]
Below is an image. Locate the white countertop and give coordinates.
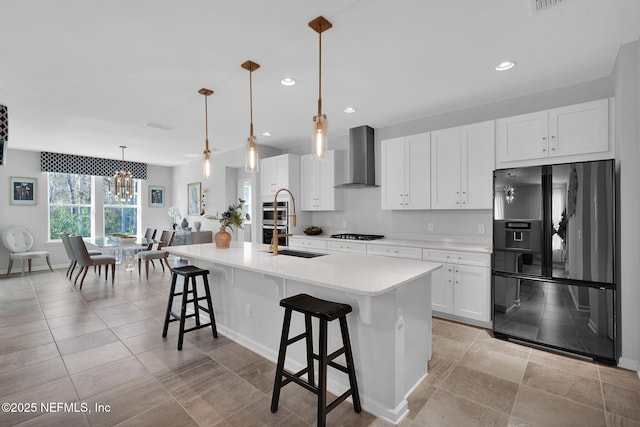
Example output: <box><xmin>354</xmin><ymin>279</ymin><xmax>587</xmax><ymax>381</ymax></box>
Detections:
<box><xmin>168</xmin><ymin>242</ymin><xmax>441</xmax><ymax>296</ymax></box>
<box><xmin>292</xmin><ymin>234</ymin><xmax>492</xmax><ymax>254</ymax></box>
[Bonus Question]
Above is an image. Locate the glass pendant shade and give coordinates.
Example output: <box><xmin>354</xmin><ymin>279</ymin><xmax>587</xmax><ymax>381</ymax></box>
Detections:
<box><xmin>199</xmin><ymin>88</ymin><xmax>214</xmax><ymax>178</ymax></box>
<box><xmin>312</xmin><ymin>114</ymin><xmax>328</xmax><ymax>158</ymax></box>
<box><xmin>246</xmin><ymin>136</ymin><xmax>259</xmax><ymax>172</ymax></box>
<box><xmin>203</xmin><ymin>147</ymin><xmax>211</xmax><ymax>178</ymax></box>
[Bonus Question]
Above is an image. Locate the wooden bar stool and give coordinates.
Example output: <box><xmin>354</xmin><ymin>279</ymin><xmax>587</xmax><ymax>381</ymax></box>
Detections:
<box><xmin>271</xmin><ymin>293</ymin><xmax>361</xmax><ymax>427</ymax></box>
<box><xmin>162</xmin><ymin>265</ymin><xmax>218</xmax><ymax>350</ymax></box>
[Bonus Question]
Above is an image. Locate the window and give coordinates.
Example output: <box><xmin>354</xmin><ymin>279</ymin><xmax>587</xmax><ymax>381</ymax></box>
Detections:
<box><xmin>48</xmin><ymin>172</ymin><xmax>141</xmax><ymax>240</ymax></box>
<box><xmin>48</xmin><ymin>172</ymin><xmax>93</xmax><ymax>239</ymax></box>
<box><xmin>102</xmin><ymin>177</ymin><xmax>140</xmax><ymax>236</ymax></box>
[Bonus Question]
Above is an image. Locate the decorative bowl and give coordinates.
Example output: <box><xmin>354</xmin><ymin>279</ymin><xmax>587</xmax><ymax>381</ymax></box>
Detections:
<box><xmin>303</xmin><ymin>226</ymin><xmax>323</xmax><ymax>236</ymax></box>
<box><xmin>120</xmin><ymin>236</ymin><xmax>137</xmax><ymax>244</ymax></box>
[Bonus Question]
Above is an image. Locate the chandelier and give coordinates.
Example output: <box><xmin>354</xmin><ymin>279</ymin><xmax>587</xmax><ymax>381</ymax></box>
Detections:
<box><xmin>309</xmin><ymin>16</ymin><xmax>332</xmax><ymax>158</ymax></box>
<box><xmin>241</xmin><ymin>60</ymin><xmax>260</xmax><ymax>173</ymax></box>
<box><xmin>199</xmin><ymin>88</ymin><xmax>214</xmax><ymax>178</ymax></box>
<box><xmin>111</xmin><ymin>145</ymin><xmax>133</xmax><ymax>201</ymax></box>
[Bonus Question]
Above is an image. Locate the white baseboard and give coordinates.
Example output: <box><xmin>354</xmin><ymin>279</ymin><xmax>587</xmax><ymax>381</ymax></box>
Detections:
<box><xmin>617</xmin><ymin>356</ymin><xmax>640</xmax><ymax>377</ymax></box>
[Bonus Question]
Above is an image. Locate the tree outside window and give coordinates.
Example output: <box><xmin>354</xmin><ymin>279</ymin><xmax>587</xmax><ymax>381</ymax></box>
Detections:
<box><xmin>103</xmin><ymin>177</ymin><xmax>139</xmax><ymax>236</ymax></box>
<box><xmin>48</xmin><ymin>172</ymin><xmax>93</xmax><ymax>239</ymax></box>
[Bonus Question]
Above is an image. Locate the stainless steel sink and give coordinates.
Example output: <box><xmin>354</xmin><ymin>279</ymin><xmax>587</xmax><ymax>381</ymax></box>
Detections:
<box><xmin>272</xmin><ymin>249</ymin><xmax>327</xmax><ymax>258</ymax></box>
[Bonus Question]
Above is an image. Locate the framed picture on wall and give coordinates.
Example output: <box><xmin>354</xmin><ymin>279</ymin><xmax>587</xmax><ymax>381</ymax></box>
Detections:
<box><xmin>149</xmin><ymin>185</ymin><xmax>165</xmax><ymax>207</ymax></box>
<box><xmin>187</xmin><ymin>182</ymin><xmax>201</xmax><ymax>215</ymax></box>
<box><xmin>10</xmin><ymin>177</ymin><xmax>37</xmax><ymax>205</ymax></box>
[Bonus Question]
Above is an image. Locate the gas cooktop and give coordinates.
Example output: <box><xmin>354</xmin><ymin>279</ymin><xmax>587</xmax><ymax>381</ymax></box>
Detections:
<box><xmin>330</xmin><ymin>233</ymin><xmax>384</xmax><ymax>241</ymax></box>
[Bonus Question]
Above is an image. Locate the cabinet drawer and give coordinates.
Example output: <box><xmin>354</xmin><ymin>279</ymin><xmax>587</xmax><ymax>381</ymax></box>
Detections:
<box><xmin>367</xmin><ymin>244</ymin><xmax>422</xmax><ymax>260</ymax></box>
<box><xmin>422</xmin><ymin>249</ymin><xmax>490</xmax><ymax>267</ymax></box>
<box><xmin>326</xmin><ymin>241</ymin><xmax>367</xmax><ymax>254</ymax></box>
<box><xmin>289</xmin><ymin>237</ymin><xmax>328</xmax><ymax>252</ymax></box>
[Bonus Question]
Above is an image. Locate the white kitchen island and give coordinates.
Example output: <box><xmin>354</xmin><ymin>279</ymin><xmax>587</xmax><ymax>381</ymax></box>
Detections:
<box><xmin>167</xmin><ymin>242</ymin><xmax>441</xmax><ymax>424</ymax></box>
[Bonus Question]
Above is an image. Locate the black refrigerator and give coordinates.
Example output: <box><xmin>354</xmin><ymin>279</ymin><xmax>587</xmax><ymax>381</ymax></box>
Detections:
<box><xmin>492</xmin><ymin>159</ymin><xmax>616</xmax><ymax>363</ymax></box>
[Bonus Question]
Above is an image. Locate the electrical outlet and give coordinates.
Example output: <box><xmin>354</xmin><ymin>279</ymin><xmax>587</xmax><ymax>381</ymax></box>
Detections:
<box><xmin>244</xmin><ymin>303</ymin><xmax>251</xmax><ymax>317</ymax></box>
<box><xmin>428</xmin><ymin>223</ymin><xmax>434</xmax><ymax>232</ymax></box>
<box><xmin>478</xmin><ymin>224</ymin><xmax>486</xmax><ymax>234</ymax></box>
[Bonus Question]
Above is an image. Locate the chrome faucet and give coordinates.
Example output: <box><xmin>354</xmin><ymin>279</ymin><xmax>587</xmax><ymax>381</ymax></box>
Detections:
<box><xmin>269</xmin><ymin>188</ymin><xmax>297</xmax><ymax>255</ymax></box>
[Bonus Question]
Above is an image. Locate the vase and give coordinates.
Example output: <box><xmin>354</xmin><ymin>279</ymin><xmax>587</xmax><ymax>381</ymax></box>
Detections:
<box><xmin>194</xmin><ymin>221</ymin><xmax>201</xmax><ymax>231</ymax></box>
<box><xmin>215</xmin><ymin>227</ymin><xmax>232</xmax><ymax>249</ymax></box>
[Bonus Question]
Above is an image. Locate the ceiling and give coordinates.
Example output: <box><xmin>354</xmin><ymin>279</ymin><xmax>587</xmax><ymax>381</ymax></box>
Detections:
<box><xmin>1</xmin><ymin>0</ymin><xmax>639</xmax><ymax>167</ymax></box>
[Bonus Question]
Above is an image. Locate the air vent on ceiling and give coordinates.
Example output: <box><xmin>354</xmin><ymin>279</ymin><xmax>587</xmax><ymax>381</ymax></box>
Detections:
<box><xmin>532</xmin><ymin>0</ymin><xmax>563</xmax><ymax>11</ymax></box>
<box><xmin>145</xmin><ymin>121</ymin><xmax>174</xmax><ymax>130</ymax></box>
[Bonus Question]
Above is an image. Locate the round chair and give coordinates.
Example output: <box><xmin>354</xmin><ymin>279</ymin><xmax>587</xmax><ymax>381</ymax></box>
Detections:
<box><xmin>1</xmin><ymin>226</ymin><xmax>53</xmax><ymax>276</ymax></box>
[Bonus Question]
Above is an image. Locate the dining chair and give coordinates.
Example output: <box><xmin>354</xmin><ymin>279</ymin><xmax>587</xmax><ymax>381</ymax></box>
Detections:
<box><xmin>68</xmin><ymin>235</ymin><xmax>117</xmax><ymax>288</ymax></box>
<box><xmin>137</xmin><ymin>230</ymin><xmax>175</xmax><ymax>279</ymax></box>
<box><xmin>60</xmin><ymin>232</ymin><xmax>102</xmax><ymax>279</ymax></box>
<box><xmin>1</xmin><ymin>226</ymin><xmax>53</xmax><ymax>276</ymax></box>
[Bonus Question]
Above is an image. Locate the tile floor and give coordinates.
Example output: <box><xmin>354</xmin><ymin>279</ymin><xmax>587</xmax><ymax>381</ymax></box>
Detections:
<box><xmin>0</xmin><ymin>267</ymin><xmax>639</xmax><ymax>426</ymax></box>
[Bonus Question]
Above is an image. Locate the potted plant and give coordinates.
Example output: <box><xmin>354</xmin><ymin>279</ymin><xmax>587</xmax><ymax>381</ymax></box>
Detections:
<box><xmin>206</xmin><ymin>199</ymin><xmax>245</xmax><ymax>248</ymax></box>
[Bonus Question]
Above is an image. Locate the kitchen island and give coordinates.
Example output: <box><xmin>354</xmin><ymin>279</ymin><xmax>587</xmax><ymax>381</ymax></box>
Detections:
<box><xmin>167</xmin><ymin>242</ymin><xmax>441</xmax><ymax>424</ymax></box>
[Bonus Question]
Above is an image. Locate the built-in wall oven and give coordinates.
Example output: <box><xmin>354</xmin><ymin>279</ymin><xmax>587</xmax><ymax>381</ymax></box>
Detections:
<box><xmin>262</xmin><ymin>201</ymin><xmax>289</xmax><ymax>246</ymax></box>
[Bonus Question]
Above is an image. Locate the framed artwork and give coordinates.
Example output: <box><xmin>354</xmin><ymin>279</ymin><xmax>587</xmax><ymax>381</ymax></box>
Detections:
<box><xmin>149</xmin><ymin>185</ymin><xmax>165</xmax><ymax>207</ymax></box>
<box><xmin>10</xmin><ymin>177</ymin><xmax>37</xmax><ymax>205</ymax></box>
<box><xmin>187</xmin><ymin>182</ymin><xmax>202</xmax><ymax>215</ymax></box>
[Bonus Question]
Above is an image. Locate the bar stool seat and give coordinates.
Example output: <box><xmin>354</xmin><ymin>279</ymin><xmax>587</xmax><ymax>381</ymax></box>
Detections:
<box><xmin>271</xmin><ymin>293</ymin><xmax>361</xmax><ymax>427</ymax></box>
<box><xmin>162</xmin><ymin>265</ymin><xmax>218</xmax><ymax>350</ymax></box>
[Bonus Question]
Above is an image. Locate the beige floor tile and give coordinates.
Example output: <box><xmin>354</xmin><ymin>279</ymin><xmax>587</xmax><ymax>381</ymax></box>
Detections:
<box><xmin>50</xmin><ymin>317</ymin><xmax>108</xmax><ymax>341</ymax></box>
<box><xmin>412</xmin><ymin>388</ymin><xmax>509</xmax><ymax>427</ymax></box>
<box><xmin>605</xmin><ymin>413</ymin><xmax>640</xmax><ymax>427</ymax></box>
<box><xmin>405</xmin><ymin>382</ymin><xmax>437</xmax><ymax>420</ymax></box>
<box><xmin>439</xmin><ymin>365</ymin><xmax>519</xmax><ymax>414</ymax></box>
<box><xmin>12</xmin><ymin>410</ymin><xmax>90</xmax><ymax>427</ymax></box>
<box><xmin>424</xmin><ymin>356</ymin><xmax>456</xmax><ymax>387</ymax></box>
<box><xmin>235</xmin><ymin>356</ymin><xmax>278</xmax><ymax>394</ymax></box>
<box><xmin>433</xmin><ymin>318</ymin><xmax>483</xmax><ymax>344</ymax></box>
<box><xmin>62</xmin><ymin>341</ymin><xmax>132</xmax><ymax>375</ymax></box>
<box><xmin>0</xmin><ymin>357</ymin><xmax>67</xmax><ymax>400</ymax></box>
<box><xmin>474</xmin><ymin>330</ymin><xmax>531</xmax><ymax>360</ymax></box>
<box><xmin>55</xmin><ymin>329</ymin><xmax>119</xmax><ymax>356</ymax></box>
<box><xmin>460</xmin><ymin>345</ymin><xmax>528</xmax><ymax>384</ymax></box>
<box><xmin>110</xmin><ymin>317</ymin><xmax>162</xmax><ymax>340</ymax></box>
<box><xmin>602</xmin><ymin>382</ymin><xmax>640</xmax><ymax>423</ymax></box>
<box><xmin>522</xmin><ymin>361</ymin><xmax>604</xmax><ymax>410</ymax></box>
<box><xmin>45</xmin><ymin>311</ymin><xmax>102</xmax><ymax>330</ymax></box>
<box><xmin>528</xmin><ymin>347</ymin><xmax>599</xmax><ymax>380</ymax></box>
<box><xmin>70</xmin><ymin>355</ymin><xmax>151</xmax><ymax>398</ymax></box>
<box><xmin>207</xmin><ymin>339</ymin><xmax>265</xmax><ymax>372</ymax></box>
<box><xmin>114</xmin><ymin>399</ymin><xmax>199</xmax><ymax>427</ymax></box>
<box><xmin>222</xmin><ymin>394</ymin><xmax>309</xmax><ymax>427</ymax></box>
<box><xmin>431</xmin><ymin>334</ymin><xmax>472</xmax><ymax>361</ymax></box>
<box><xmin>135</xmin><ymin>344</ymin><xmax>209</xmax><ymax>376</ymax></box>
<box><xmin>600</xmin><ymin>364</ymin><xmax>640</xmax><ymax>392</ymax></box>
<box><xmin>0</xmin><ymin>342</ymin><xmax>59</xmax><ymax>373</ymax></box>
<box><xmin>510</xmin><ymin>385</ymin><xmax>606</xmax><ymax>427</ymax></box>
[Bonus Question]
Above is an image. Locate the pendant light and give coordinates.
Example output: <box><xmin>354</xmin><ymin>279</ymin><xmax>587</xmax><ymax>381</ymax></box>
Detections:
<box><xmin>111</xmin><ymin>145</ymin><xmax>133</xmax><ymax>201</ymax></box>
<box><xmin>309</xmin><ymin>16</ymin><xmax>332</xmax><ymax>158</ymax></box>
<box><xmin>241</xmin><ymin>60</ymin><xmax>260</xmax><ymax>173</ymax></box>
<box><xmin>199</xmin><ymin>88</ymin><xmax>214</xmax><ymax>178</ymax></box>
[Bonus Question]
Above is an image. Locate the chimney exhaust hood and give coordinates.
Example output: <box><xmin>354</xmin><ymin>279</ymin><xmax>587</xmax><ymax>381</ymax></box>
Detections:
<box><xmin>336</xmin><ymin>125</ymin><xmax>377</xmax><ymax>188</ymax></box>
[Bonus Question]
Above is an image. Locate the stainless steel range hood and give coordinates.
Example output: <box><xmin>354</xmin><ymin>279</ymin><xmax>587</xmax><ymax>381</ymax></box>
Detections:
<box><xmin>336</xmin><ymin>125</ymin><xmax>377</xmax><ymax>188</ymax></box>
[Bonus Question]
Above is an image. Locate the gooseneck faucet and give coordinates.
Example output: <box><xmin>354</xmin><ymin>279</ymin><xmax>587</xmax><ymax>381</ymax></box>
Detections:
<box><xmin>269</xmin><ymin>188</ymin><xmax>297</xmax><ymax>255</ymax></box>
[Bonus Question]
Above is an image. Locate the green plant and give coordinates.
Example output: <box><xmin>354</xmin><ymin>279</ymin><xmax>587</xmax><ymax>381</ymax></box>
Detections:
<box><xmin>207</xmin><ymin>199</ymin><xmax>245</xmax><ymax>231</ymax></box>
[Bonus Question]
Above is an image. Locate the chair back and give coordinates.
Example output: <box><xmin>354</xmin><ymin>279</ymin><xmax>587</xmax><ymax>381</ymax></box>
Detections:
<box><xmin>1</xmin><ymin>226</ymin><xmax>34</xmax><ymax>254</ymax></box>
<box><xmin>144</xmin><ymin>228</ymin><xmax>157</xmax><ymax>239</ymax></box>
<box><xmin>157</xmin><ymin>230</ymin><xmax>175</xmax><ymax>249</ymax></box>
<box><xmin>59</xmin><ymin>232</ymin><xmax>75</xmax><ymax>261</ymax></box>
<box><xmin>68</xmin><ymin>235</ymin><xmax>93</xmax><ymax>267</ymax></box>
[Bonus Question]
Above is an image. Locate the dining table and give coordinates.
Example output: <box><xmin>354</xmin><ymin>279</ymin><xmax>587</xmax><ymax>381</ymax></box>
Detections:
<box><xmin>84</xmin><ymin>236</ymin><xmax>156</xmax><ymax>272</ymax></box>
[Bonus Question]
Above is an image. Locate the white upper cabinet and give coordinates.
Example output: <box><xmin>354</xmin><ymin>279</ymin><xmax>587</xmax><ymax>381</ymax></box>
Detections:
<box><xmin>431</xmin><ymin>121</ymin><xmax>494</xmax><ymax>209</ymax></box>
<box><xmin>300</xmin><ymin>150</ymin><xmax>345</xmax><ymax>211</ymax></box>
<box><xmin>381</xmin><ymin>132</ymin><xmax>430</xmax><ymax>210</ymax></box>
<box><xmin>496</xmin><ymin>99</ymin><xmax>610</xmax><ymax>167</ymax></box>
<box><xmin>260</xmin><ymin>154</ymin><xmax>300</xmax><ymax>198</ymax></box>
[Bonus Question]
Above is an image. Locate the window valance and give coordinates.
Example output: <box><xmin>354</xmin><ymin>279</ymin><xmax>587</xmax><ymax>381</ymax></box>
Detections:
<box><xmin>40</xmin><ymin>151</ymin><xmax>147</xmax><ymax>179</ymax></box>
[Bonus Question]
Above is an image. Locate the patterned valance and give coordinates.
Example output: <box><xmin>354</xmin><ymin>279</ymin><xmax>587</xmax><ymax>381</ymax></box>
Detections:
<box><xmin>40</xmin><ymin>151</ymin><xmax>147</xmax><ymax>179</ymax></box>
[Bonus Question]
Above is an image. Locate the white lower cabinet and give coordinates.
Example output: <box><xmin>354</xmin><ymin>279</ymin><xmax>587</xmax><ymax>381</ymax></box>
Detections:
<box><xmin>423</xmin><ymin>249</ymin><xmax>491</xmax><ymax>325</ymax></box>
<box><xmin>366</xmin><ymin>244</ymin><xmax>422</xmax><ymax>260</ymax></box>
<box><xmin>326</xmin><ymin>240</ymin><xmax>367</xmax><ymax>255</ymax></box>
<box><xmin>288</xmin><ymin>236</ymin><xmax>328</xmax><ymax>253</ymax></box>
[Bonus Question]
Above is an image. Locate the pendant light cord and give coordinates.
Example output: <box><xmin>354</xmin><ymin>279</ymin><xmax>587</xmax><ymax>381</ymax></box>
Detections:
<box><xmin>204</xmin><ymin>94</ymin><xmax>209</xmax><ymax>151</ymax></box>
<box><xmin>249</xmin><ymin>68</ymin><xmax>254</xmax><ymax>137</ymax></box>
<box><xmin>318</xmin><ymin>30</ymin><xmax>323</xmax><ymax>116</ymax></box>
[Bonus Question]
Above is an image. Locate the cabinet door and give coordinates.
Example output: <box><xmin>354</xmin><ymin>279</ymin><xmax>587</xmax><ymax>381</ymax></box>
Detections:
<box><xmin>260</xmin><ymin>157</ymin><xmax>276</xmax><ymax>196</ymax></box>
<box><xmin>495</xmin><ymin>111</ymin><xmax>548</xmax><ymax>163</ymax></box>
<box><xmin>275</xmin><ymin>155</ymin><xmax>290</xmax><ymax>190</ymax></box>
<box><xmin>300</xmin><ymin>155</ymin><xmax>317</xmax><ymax>210</ymax></box>
<box><xmin>549</xmin><ymin>99</ymin><xmax>609</xmax><ymax>157</ymax></box>
<box><xmin>462</xmin><ymin>121</ymin><xmax>494</xmax><ymax>209</ymax></box>
<box><xmin>431</xmin><ymin>263</ymin><xmax>454</xmax><ymax>314</ymax></box>
<box><xmin>317</xmin><ymin>153</ymin><xmax>335</xmax><ymax>210</ymax></box>
<box><xmin>430</xmin><ymin>127</ymin><xmax>461</xmax><ymax>209</ymax></box>
<box><xmin>453</xmin><ymin>265</ymin><xmax>490</xmax><ymax>322</ymax></box>
<box><xmin>405</xmin><ymin>133</ymin><xmax>430</xmax><ymax>209</ymax></box>
<box><xmin>381</xmin><ymin>137</ymin><xmax>407</xmax><ymax>209</ymax></box>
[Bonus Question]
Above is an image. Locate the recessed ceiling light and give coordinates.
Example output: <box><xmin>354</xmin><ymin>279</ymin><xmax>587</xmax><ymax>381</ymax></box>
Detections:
<box><xmin>344</xmin><ymin>107</ymin><xmax>356</xmax><ymax>114</ymax></box>
<box><xmin>262</xmin><ymin>131</ymin><xmax>272</xmax><ymax>137</ymax></box>
<box><xmin>495</xmin><ymin>61</ymin><xmax>516</xmax><ymax>71</ymax></box>
<box><xmin>280</xmin><ymin>77</ymin><xmax>296</xmax><ymax>86</ymax></box>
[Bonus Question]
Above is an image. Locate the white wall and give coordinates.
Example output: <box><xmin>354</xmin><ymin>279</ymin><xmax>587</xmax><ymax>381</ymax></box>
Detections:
<box><xmin>613</xmin><ymin>38</ymin><xmax>640</xmax><ymax>373</ymax></box>
<box><xmin>0</xmin><ymin>149</ymin><xmax>173</xmax><ymax>273</ymax></box>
